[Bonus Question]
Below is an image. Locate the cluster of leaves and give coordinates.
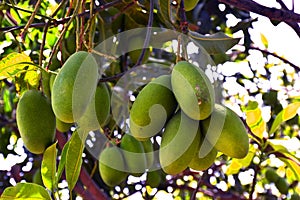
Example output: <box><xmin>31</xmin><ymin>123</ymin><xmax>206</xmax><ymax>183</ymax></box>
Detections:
<box><xmin>0</xmin><ymin>0</ymin><xmax>299</xmax><ymax>199</ymax></box>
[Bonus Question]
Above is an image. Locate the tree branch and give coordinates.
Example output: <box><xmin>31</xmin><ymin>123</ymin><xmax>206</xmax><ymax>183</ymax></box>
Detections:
<box><xmin>219</xmin><ymin>0</ymin><xmax>300</xmax><ymax>23</ymax></box>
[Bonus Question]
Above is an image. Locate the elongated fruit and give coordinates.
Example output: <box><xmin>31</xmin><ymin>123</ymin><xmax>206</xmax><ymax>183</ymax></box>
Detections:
<box><xmin>77</xmin><ymin>83</ymin><xmax>111</xmax><ymax>131</ymax></box>
<box><xmin>201</xmin><ymin>104</ymin><xmax>249</xmax><ymax>158</ymax></box>
<box><xmin>99</xmin><ymin>146</ymin><xmax>128</xmax><ymax>187</ymax></box>
<box><xmin>16</xmin><ymin>90</ymin><xmax>56</xmax><ymax>154</ymax></box>
<box><xmin>189</xmin><ymin>138</ymin><xmax>218</xmax><ymax>171</ymax></box>
<box><xmin>52</xmin><ymin>51</ymin><xmax>98</xmax><ymax>123</ymax></box>
<box><xmin>159</xmin><ymin>111</ymin><xmax>201</xmax><ymax>175</ymax></box>
<box><xmin>171</xmin><ymin>61</ymin><xmax>215</xmax><ymax>120</ymax></box>
<box><xmin>184</xmin><ymin>0</ymin><xmax>200</xmax><ymax>11</ymax></box>
<box><xmin>120</xmin><ymin>134</ymin><xmax>147</xmax><ymax>175</ymax></box>
<box><xmin>130</xmin><ymin>75</ymin><xmax>177</xmax><ymax>141</ymax></box>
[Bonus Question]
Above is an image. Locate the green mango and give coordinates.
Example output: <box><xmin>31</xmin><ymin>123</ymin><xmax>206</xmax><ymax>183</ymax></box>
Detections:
<box><xmin>130</xmin><ymin>75</ymin><xmax>177</xmax><ymax>141</ymax></box>
<box><xmin>56</xmin><ymin>118</ymin><xmax>72</xmax><ymax>132</ymax></box>
<box><xmin>77</xmin><ymin>83</ymin><xmax>111</xmax><ymax>131</ymax></box>
<box><xmin>146</xmin><ymin>170</ymin><xmax>162</xmax><ymax>188</ymax></box>
<box><xmin>275</xmin><ymin>177</ymin><xmax>289</xmax><ymax>195</ymax></box>
<box><xmin>184</xmin><ymin>0</ymin><xmax>199</xmax><ymax>11</ymax></box>
<box><xmin>141</xmin><ymin>139</ymin><xmax>154</xmax><ymax>169</ymax></box>
<box><xmin>265</xmin><ymin>168</ymin><xmax>280</xmax><ymax>183</ymax></box>
<box><xmin>201</xmin><ymin>104</ymin><xmax>249</xmax><ymax>159</ymax></box>
<box><xmin>49</xmin><ymin>73</ymin><xmax>57</xmax><ymax>93</ymax></box>
<box><xmin>120</xmin><ymin>134</ymin><xmax>147</xmax><ymax>175</ymax></box>
<box><xmin>52</xmin><ymin>51</ymin><xmax>98</xmax><ymax>123</ymax></box>
<box><xmin>189</xmin><ymin>138</ymin><xmax>218</xmax><ymax>171</ymax></box>
<box><xmin>16</xmin><ymin>90</ymin><xmax>56</xmax><ymax>154</ymax></box>
<box><xmin>99</xmin><ymin>146</ymin><xmax>128</xmax><ymax>187</ymax></box>
<box><xmin>159</xmin><ymin>111</ymin><xmax>201</xmax><ymax>175</ymax></box>
<box><xmin>171</xmin><ymin>61</ymin><xmax>215</xmax><ymax>120</ymax></box>
<box><xmin>291</xmin><ymin>194</ymin><xmax>300</xmax><ymax>200</ymax></box>
<box><xmin>32</xmin><ymin>168</ymin><xmax>44</xmax><ymax>186</ymax></box>
<box><xmin>41</xmin><ymin>70</ymin><xmax>51</xmax><ymax>99</ymax></box>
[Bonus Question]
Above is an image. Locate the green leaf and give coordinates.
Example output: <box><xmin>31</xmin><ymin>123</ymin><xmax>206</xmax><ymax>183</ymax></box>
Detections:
<box><xmin>244</xmin><ymin>101</ymin><xmax>266</xmax><ymax>139</ymax></box>
<box><xmin>157</xmin><ymin>0</ymin><xmax>173</xmax><ymax>27</ymax></box>
<box><xmin>41</xmin><ymin>142</ymin><xmax>57</xmax><ymax>192</ymax></box>
<box><xmin>188</xmin><ymin>31</ymin><xmax>240</xmax><ymax>54</ymax></box>
<box><xmin>260</xmin><ymin>33</ymin><xmax>268</xmax><ymax>49</ymax></box>
<box><xmin>0</xmin><ymin>53</ymin><xmax>33</xmax><ymax>80</ymax></box>
<box><xmin>279</xmin><ymin>157</ymin><xmax>300</xmax><ymax>180</ymax></box>
<box><xmin>270</xmin><ymin>102</ymin><xmax>300</xmax><ymax>134</ymax></box>
<box><xmin>66</xmin><ymin>131</ymin><xmax>84</xmax><ymax>191</ymax></box>
<box><xmin>56</xmin><ymin>140</ymin><xmax>70</xmax><ymax>185</ymax></box>
<box><xmin>0</xmin><ymin>183</ymin><xmax>51</xmax><ymax>200</ymax></box>
<box><xmin>225</xmin><ymin>145</ymin><xmax>255</xmax><ymax>175</ymax></box>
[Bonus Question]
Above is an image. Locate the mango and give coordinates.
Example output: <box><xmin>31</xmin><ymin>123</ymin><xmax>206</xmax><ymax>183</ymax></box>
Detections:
<box><xmin>56</xmin><ymin>118</ymin><xmax>72</xmax><ymax>132</ymax></box>
<box><xmin>201</xmin><ymin>104</ymin><xmax>249</xmax><ymax>158</ymax></box>
<box><xmin>130</xmin><ymin>75</ymin><xmax>177</xmax><ymax>141</ymax></box>
<box><xmin>265</xmin><ymin>168</ymin><xmax>279</xmax><ymax>183</ymax></box>
<box><xmin>184</xmin><ymin>0</ymin><xmax>199</xmax><ymax>11</ymax></box>
<box><xmin>16</xmin><ymin>90</ymin><xmax>56</xmax><ymax>154</ymax></box>
<box><xmin>159</xmin><ymin>111</ymin><xmax>201</xmax><ymax>175</ymax></box>
<box><xmin>77</xmin><ymin>83</ymin><xmax>111</xmax><ymax>131</ymax></box>
<box><xmin>275</xmin><ymin>177</ymin><xmax>289</xmax><ymax>195</ymax></box>
<box><xmin>189</xmin><ymin>138</ymin><xmax>218</xmax><ymax>171</ymax></box>
<box><xmin>146</xmin><ymin>170</ymin><xmax>162</xmax><ymax>188</ymax></box>
<box><xmin>41</xmin><ymin>70</ymin><xmax>51</xmax><ymax>99</ymax></box>
<box><xmin>120</xmin><ymin>134</ymin><xmax>147</xmax><ymax>175</ymax></box>
<box><xmin>171</xmin><ymin>61</ymin><xmax>215</xmax><ymax>120</ymax></box>
<box><xmin>32</xmin><ymin>168</ymin><xmax>44</xmax><ymax>186</ymax></box>
<box><xmin>99</xmin><ymin>146</ymin><xmax>128</xmax><ymax>187</ymax></box>
<box><xmin>141</xmin><ymin>139</ymin><xmax>154</xmax><ymax>169</ymax></box>
<box><xmin>52</xmin><ymin>51</ymin><xmax>98</xmax><ymax>123</ymax></box>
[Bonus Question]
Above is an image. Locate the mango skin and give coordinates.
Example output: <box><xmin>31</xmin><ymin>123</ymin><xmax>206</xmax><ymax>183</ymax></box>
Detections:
<box><xmin>171</xmin><ymin>61</ymin><xmax>215</xmax><ymax>120</ymax></box>
<box><xmin>99</xmin><ymin>146</ymin><xmax>128</xmax><ymax>187</ymax></box>
<box><xmin>275</xmin><ymin>177</ymin><xmax>289</xmax><ymax>195</ymax></box>
<box><xmin>201</xmin><ymin>104</ymin><xmax>249</xmax><ymax>159</ymax></box>
<box><xmin>265</xmin><ymin>168</ymin><xmax>279</xmax><ymax>183</ymax></box>
<box><xmin>130</xmin><ymin>75</ymin><xmax>178</xmax><ymax>141</ymax></box>
<box><xmin>189</xmin><ymin>138</ymin><xmax>218</xmax><ymax>171</ymax></box>
<box><xmin>56</xmin><ymin>118</ymin><xmax>72</xmax><ymax>132</ymax></box>
<box><xmin>16</xmin><ymin>90</ymin><xmax>56</xmax><ymax>154</ymax></box>
<box><xmin>120</xmin><ymin>134</ymin><xmax>147</xmax><ymax>175</ymax></box>
<box><xmin>184</xmin><ymin>0</ymin><xmax>200</xmax><ymax>11</ymax></box>
<box><xmin>77</xmin><ymin>83</ymin><xmax>111</xmax><ymax>131</ymax></box>
<box><xmin>141</xmin><ymin>139</ymin><xmax>154</xmax><ymax>169</ymax></box>
<box><xmin>159</xmin><ymin>111</ymin><xmax>201</xmax><ymax>175</ymax></box>
<box><xmin>52</xmin><ymin>51</ymin><xmax>98</xmax><ymax>123</ymax></box>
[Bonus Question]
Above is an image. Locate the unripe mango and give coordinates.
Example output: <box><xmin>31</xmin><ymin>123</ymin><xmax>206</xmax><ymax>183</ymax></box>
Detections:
<box><xmin>189</xmin><ymin>138</ymin><xmax>218</xmax><ymax>171</ymax></box>
<box><xmin>146</xmin><ymin>170</ymin><xmax>162</xmax><ymax>188</ymax></box>
<box><xmin>159</xmin><ymin>111</ymin><xmax>201</xmax><ymax>175</ymax></box>
<box><xmin>77</xmin><ymin>83</ymin><xmax>111</xmax><ymax>131</ymax></box>
<box><xmin>120</xmin><ymin>134</ymin><xmax>147</xmax><ymax>175</ymax></box>
<box><xmin>99</xmin><ymin>146</ymin><xmax>128</xmax><ymax>187</ymax></box>
<box><xmin>265</xmin><ymin>168</ymin><xmax>279</xmax><ymax>183</ymax></box>
<box><xmin>130</xmin><ymin>75</ymin><xmax>177</xmax><ymax>141</ymax></box>
<box><xmin>52</xmin><ymin>51</ymin><xmax>98</xmax><ymax>123</ymax></box>
<box><xmin>16</xmin><ymin>90</ymin><xmax>56</xmax><ymax>154</ymax></box>
<box><xmin>171</xmin><ymin>61</ymin><xmax>215</xmax><ymax>120</ymax></box>
<box><xmin>184</xmin><ymin>0</ymin><xmax>200</xmax><ymax>11</ymax></box>
<box><xmin>201</xmin><ymin>104</ymin><xmax>249</xmax><ymax>158</ymax></box>
<box><xmin>141</xmin><ymin>139</ymin><xmax>154</xmax><ymax>169</ymax></box>
<box><xmin>56</xmin><ymin>118</ymin><xmax>72</xmax><ymax>132</ymax></box>
<box><xmin>32</xmin><ymin>168</ymin><xmax>44</xmax><ymax>186</ymax></box>
<box><xmin>41</xmin><ymin>70</ymin><xmax>51</xmax><ymax>99</ymax></box>
<box><xmin>275</xmin><ymin>177</ymin><xmax>289</xmax><ymax>195</ymax></box>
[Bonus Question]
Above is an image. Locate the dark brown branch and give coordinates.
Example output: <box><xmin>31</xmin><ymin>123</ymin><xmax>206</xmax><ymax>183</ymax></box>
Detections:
<box><xmin>219</xmin><ymin>0</ymin><xmax>300</xmax><ymax>23</ymax></box>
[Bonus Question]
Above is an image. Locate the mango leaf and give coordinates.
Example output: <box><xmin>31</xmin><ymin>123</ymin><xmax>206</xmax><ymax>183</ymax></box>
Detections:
<box><xmin>66</xmin><ymin>131</ymin><xmax>84</xmax><ymax>191</ymax></box>
<box><xmin>270</xmin><ymin>102</ymin><xmax>300</xmax><ymax>134</ymax></box>
<box><xmin>0</xmin><ymin>52</ymin><xmax>33</xmax><ymax>80</ymax></box>
<box><xmin>188</xmin><ymin>31</ymin><xmax>240</xmax><ymax>54</ymax></box>
<box><xmin>41</xmin><ymin>142</ymin><xmax>57</xmax><ymax>192</ymax></box>
<box><xmin>157</xmin><ymin>0</ymin><xmax>173</xmax><ymax>27</ymax></box>
<box><xmin>0</xmin><ymin>183</ymin><xmax>51</xmax><ymax>200</ymax></box>
<box><xmin>56</xmin><ymin>140</ymin><xmax>70</xmax><ymax>185</ymax></box>
<box><xmin>279</xmin><ymin>157</ymin><xmax>300</xmax><ymax>180</ymax></box>
<box><xmin>225</xmin><ymin>145</ymin><xmax>255</xmax><ymax>175</ymax></box>
<box><xmin>244</xmin><ymin>101</ymin><xmax>266</xmax><ymax>139</ymax></box>
<box><xmin>260</xmin><ymin>33</ymin><xmax>268</xmax><ymax>49</ymax></box>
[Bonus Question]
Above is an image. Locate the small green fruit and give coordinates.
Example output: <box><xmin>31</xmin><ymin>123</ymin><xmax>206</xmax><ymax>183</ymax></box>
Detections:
<box><xmin>16</xmin><ymin>90</ymin><xmax>56</xmax><ymax>154</ymax></box>
<box><xmin>265</xmin><ymin>168</ymin><xmax>279</xmax><ymax>183</ymax></box>
<box><xmin>99</xmin><ymin>146</ymin><xmax>128</xmax><ymax>187</ymax></box>
<box><xmin>41</xmin><ymin>70</ymin><xmax>51</xmax><ymax>99</ymax></box>
<box><xmin>77</xmin><ymin>83</ymin><xmax>111</xmax><ymax>131</ymax></box>
<box><xmin>189</xmin><ymin>138</ymin><xmax>217</xmax><ymax>171</ymax></box>
<box><xmin>141</xmin><ymin>139</ymin><xmax>154</xmax><ymax>169</ymax></box>
<box><xmin>56</xmin><ymin>118</ymin><xmax>72</xmax><ymax>132</ymax></box>
<box><xmin>171</xmin><ymin>61</ymin><xmax>215</xmax><ymax>120</ymax></box>
<box><xmin>146</xmin><ymin>170</ymin><xmax>162</xmax><ymax>188</ymax></box>
<box><xmin>159</xmin><ymin>111</ymin><xmax>201</xmax><ymax>175</ymax></box>
<box><xmin>52</xmin><ymin>51</ymin><xmax>98</xmax><ymax>123</ymax></box>
<box><xmin>130</xmin><ymin>75</ymin><xmax>178</xmax><ymax>141</ymax></box>
<box><xmin>184</xmin><ymin>0</ymin><xmax>200</xmax><ymax>11</ymax></box>
<box><xmin>275</xmin><ymin>177</ymin><xmax>289</xmax><ymax>195</ymax></box>
<box><xmin>201</xmin><ymin>104</ymin><xmax>249</xmax><ymax>158</ymax></box>
<box><xmin>120</xmin><ymin>134</ymin><xmax>147</xmax><ymax>175</ymax></box>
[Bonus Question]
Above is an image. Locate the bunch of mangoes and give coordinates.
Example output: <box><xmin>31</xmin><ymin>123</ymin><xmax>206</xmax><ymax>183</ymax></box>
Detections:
<box><xmin>16</xmin><ymin>51</ymin><xmax>111</xmax><ymax>154</ymax></box>
<box><xmin>129</xmin><ymin>61</ymin><xmax>249</xmax><ymax>175</ymax></box>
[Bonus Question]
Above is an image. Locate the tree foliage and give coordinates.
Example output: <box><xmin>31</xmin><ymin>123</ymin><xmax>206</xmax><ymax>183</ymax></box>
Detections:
<box><xmin>0</xmin><ymin>0</ymin><xmax>299</xmax><ymax>199</ymax></box>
